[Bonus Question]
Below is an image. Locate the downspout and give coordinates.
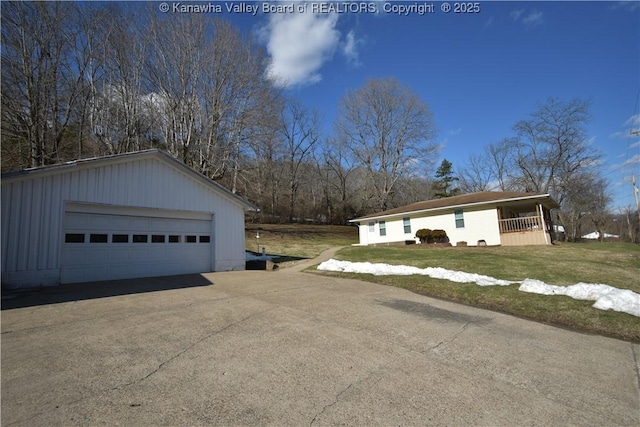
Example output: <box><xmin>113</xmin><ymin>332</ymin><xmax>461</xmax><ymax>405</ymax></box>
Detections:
<box><xmin>538</xmin><ymin>203</ymin><xmax>549</xmax><ymax>245</ymax></box>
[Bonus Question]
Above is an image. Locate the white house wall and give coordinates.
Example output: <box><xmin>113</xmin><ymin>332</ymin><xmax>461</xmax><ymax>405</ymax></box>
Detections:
<box><xmin>2</xmin><ymin>156</ymin><xmax>247</xmax><ymax>287</ymax></box>
<box><xmin>358</xmin><ymin>206</ymin><xmax>501</xmax><ymax>246</ymax></box>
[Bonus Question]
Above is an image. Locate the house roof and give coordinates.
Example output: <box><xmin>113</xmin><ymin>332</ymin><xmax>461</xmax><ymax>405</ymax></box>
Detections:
<box><xmin>350</xmin><ymin>191</ymin><xmax>559</xmax><ymax>222</ymax></box>
<box><xmin>1</xmin><ymin>149</ymin><xmax>258</xmax><ymax>211</ymax></box>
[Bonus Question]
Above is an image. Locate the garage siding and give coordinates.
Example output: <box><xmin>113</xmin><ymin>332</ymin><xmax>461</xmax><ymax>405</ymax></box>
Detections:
<box><xmin>1</xmin><ymin>152</ymin><xmax>250</xmax><ymax>288</ymax></box>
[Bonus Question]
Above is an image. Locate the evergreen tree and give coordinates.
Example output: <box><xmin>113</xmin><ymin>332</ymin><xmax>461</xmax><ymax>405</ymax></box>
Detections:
<box><xmin>433</xmin><ymin>159</ymin><xmax>460</xmax><ymax>198</ymax></box>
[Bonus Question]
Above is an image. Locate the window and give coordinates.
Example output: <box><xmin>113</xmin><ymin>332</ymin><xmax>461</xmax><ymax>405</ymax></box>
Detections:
<box><xmin>403</xmin><ymin>217</ymin><xmax>411</xmax><ymax>234</ymax></box>
<box><xmin>199</xmin><ymin>235</ymin><xmax>210</xmax><ymax>243</ymax></box>
<box><xmin>112</xmin><ymin>234</ymin><xmax>129</xmax><ymax>243</ymax></box>
<box><xmin>151</xmin><ymin>234</ymin><xmax>166</xmax><ymax>243</ymax></box>
<box><xmin>168</xmin><ymin>235</ymin><xmax>181</xmax><ymax>243</ymax></box>
<box><xmin>65</xmin><ymin>233</ymin><xmax>85</xmax><ymax>243</ymax></box>
<box><xmin>454</xmin><ymin>210</ymin><xmax>465</xmax><ymax>228</ymax></box>
<box><xmin>379</xmin><ymin>220</ymin><xmax>386</xmax><ymax>236</ymax></box>
<box><xmin>368</xmin><ymin>221</ymin><xmax>375</xmax><ymax>233</ymax></box>
<box><xmin>90</xmin><ymin>234</ymin><xmax>108</xmax><ymax>243</ymax></box>
<box><xmin>186</xmin><ymin>235</ymin><xmax>197</xmax><ymax>243</ymax></box>
<box><xmin>133</xmin><ymin>234</ymin><xmax>148</xmax><ymax>243</ymax></box>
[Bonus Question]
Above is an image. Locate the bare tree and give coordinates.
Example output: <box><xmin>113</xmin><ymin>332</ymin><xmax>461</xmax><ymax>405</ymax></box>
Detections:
<box><xmin>200</xmin><ymin>19</ymin><xmax>281</xmax><ymax>186</ymax></box>
<box><xmin>278</xmin><ymin>101</ymin><xmax>320</xmax><ymax>222</ymax></box>
<box><xmin>336</xmin><ymin>77</ymin><xmax>439</xmax><ymax>211</ymax></box>
<box><xmin>1</xmin><ymin>2</ymin><xmax>91</xmax><ymax>169</ymax></box>
<box><xmin>320</xmin><ymin>136</ymin><xmax>361</xmax><ymax>223</ymax></box>
<box><xmin>509</xmin><ymin>98</ymin><xmax>600</xmax><ymax>203</ymax></box>
<box><xmin>556</xmin><ymin>171</ymin><xmax>609</xmax><ymax>241</ymax></box>
<box><xmin>457</xmin><ymin>153</ymin><xmax>494</xmax><ymax>193</ymax></box>
<box><xmin>587</xmin><ymin>178</ymin><xmax>611</xmax><ymax>242</ymax></box>
<box><xmin>88</xmin><ymin>5</ymin><xmax>157</xmax><ymax>155</ymax></box>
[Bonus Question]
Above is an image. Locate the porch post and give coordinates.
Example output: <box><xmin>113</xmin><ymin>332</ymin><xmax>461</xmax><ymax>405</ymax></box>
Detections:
<box><xmin>538</xmin><ymin>203</ymin><xmax>549</xmax><ymax>245</ymax></box>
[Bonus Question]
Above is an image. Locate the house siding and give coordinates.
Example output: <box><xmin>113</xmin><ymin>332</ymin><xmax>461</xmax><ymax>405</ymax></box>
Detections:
<box><xmin>2</xmin><ymin>153</ymin><xmax>249</xmax><ymax>287</ymax></box>
<box><xmin>356</xmin><ymin>206</ymin><xmax>501</xmax><ymax>246</ymax></box>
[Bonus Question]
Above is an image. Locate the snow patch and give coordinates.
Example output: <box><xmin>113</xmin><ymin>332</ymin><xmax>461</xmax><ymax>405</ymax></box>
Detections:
<box><xmin>317</xmin><ymin>259</ymin><xmax>640</xmax><ymax>317</ymax></box>
<box><xmin>317</xmin><ymin>259</ymin><xmax>515</xmax><ymax>286</ymax></box>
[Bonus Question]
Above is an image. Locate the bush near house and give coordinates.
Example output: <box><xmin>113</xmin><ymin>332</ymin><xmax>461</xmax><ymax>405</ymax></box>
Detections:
<box><xmin>415</xmin><ymin>228</ymin><xmax>432</xmax><ymax>243</ymax></box>
<box><xmin>431</xmin><ymin>229</ymin><xmax>449</xmax><ymax>243</ymax></box>
<box><xmin>416</xmin><ymin>228</ymin><xmax>449</xmax><ymax>244</ymax></box>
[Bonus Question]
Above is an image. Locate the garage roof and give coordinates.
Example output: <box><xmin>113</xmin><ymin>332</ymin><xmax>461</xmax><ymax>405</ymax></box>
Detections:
<box><xmin>2</xmin><ymin>149</ymin><xmax>258</xmax><ymax>211</ymax></box>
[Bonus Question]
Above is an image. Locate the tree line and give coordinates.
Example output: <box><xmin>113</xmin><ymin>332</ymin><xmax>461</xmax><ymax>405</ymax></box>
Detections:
<box><xmin>2</xmin><ymin>2</ymin><xmax>635</xmax><ymax>240</ymax></box>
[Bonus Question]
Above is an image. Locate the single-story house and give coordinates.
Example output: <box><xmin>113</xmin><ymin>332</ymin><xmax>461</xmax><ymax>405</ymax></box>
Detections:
<box><xmin>1</xmin><ymin>149</ymin><xmax>257</xmax><ymax>289</ymax></box>
<box><xmin>350</xmin><ymin>191</ymin><xmax>559</xmax><ymax>247</ymax></box>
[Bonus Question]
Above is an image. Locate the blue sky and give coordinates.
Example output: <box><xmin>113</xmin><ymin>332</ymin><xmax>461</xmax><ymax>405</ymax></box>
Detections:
<box><xmin>161</xmin><ymin>1</ymin><xmax>640</xmax><ymax>210</ymax></box>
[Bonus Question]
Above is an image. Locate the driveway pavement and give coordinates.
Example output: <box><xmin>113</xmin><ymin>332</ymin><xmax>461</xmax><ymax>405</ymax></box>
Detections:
<box><xmin>2</xmin><ymin>248</ymin><xmax>639</xmax><ymax>426</ymax></box>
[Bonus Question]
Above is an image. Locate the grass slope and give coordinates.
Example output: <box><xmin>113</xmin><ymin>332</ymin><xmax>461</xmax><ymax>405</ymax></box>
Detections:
<box><xmin>331</xmin><ymin>243</ymin><xmax>640</xmax><ymax>343</ymax></box>
<box><xmin>245</xmin><ymin>223</ymin><xmax>358</xmax><ymax>258</ymax></box>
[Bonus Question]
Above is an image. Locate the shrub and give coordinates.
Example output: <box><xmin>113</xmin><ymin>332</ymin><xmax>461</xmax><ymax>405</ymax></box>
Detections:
<box><xmin>432</xmin><ymin>229</ymin><xmax>449</xmax><ymax>243</ymax></box>
<box><xmin>415</xmin><ymin>228</ymin><xmax>433</xmax><ymax>243</ymax></box>
<box><xmin>416</xmin><ymin>228</ymin><xmax>449</xmax><ymax>244</ymax></box>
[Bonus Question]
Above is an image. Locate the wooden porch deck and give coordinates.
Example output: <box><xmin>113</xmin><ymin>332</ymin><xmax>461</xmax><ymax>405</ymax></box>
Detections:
<box><xmin>498</xmin><ymin>216</ymin><xmax>549</xmax><ymax>246</ymax></box>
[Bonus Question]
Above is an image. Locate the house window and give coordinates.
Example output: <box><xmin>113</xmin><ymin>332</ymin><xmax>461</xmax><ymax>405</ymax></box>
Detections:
<box><xmin>199</xmin><ymin>235</ymin><xmax>210</xmax><ymax>243</ymax></box>
<box><xmin>151</xmin><ymin>234</ymin><xmax>166</xmax><ymax>243</ymax></box>
<box><xmin>168</xmin><ymin>235</ymin><xmax>181</xmax><ymax>243</ymax></box>
<box><xmin>186</xmin><ymin>235</ymin><xmax>197</xmax><ymax>243</ymax></box>
<box><xmin>403</xmin><ymin>217</ymin><xmax>411</xmax><ymax>234</ymax></box>
<box><xmin>379</xmin><ymin>221</ymin><xmax>386</xmax><ymax>236</ymax></box>
<box><xmin>368</xmin><ymin>221</ymin><xmax>375</xmax><ymax>233</ymax></box>
<box><xmin>454</xmin><ymin>210</ymin><xmax>465</xmax><ymax>228</ymax></box>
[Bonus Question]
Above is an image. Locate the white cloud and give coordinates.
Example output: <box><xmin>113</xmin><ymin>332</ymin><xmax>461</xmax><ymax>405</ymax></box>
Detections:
<box><xmin>614</xmin><ymin>1</ymin><xmax>640</xmax><ymax>11</ymax></box>
<box><xmin>610</xmin><ymin>131</ymin><xmax>626</xmax><ymax>139</ymax></box>
<box><xmin>522</xmin><ymin>10</ymin><xmax>543</xmax><ymax>26</ymax></box>
<box><xmin>258</xmin><ymin>7</ymin><xmax>340</xmax><ymax>88</ymax></box>
<box><xmin>510</xmin><ymin>10</ymin><xmax>524</xmax><ymax>21</ymax></box>
<box><xmin>624</xmin><ymin>113</ymin><xmax>640</xmax><ymax>127</ymax></box>
<box><xmin>342</xmin><ymin>30</ymin><xmax>361</xmax><ymax>66</ymax></box>
<box><xmin>510</xmin><ymin>9</ymin><xmax>543</xmax><ymax>27</ymax></box>
<box><xmin>623</xmin><ymin>154</ymin><xmax>640</xmax><ymax>166</ymax></box>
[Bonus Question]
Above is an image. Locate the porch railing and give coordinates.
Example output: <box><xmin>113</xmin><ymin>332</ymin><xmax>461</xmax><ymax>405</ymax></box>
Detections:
<box><xmin>498</xmin><ymin>216</ymin><xmax>542</xmax><ymax>234</ymax></box>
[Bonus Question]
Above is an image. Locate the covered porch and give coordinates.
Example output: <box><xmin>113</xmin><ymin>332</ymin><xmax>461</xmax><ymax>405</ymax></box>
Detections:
<box><xmin>497</xmin><ymin>200</ymin><xmax>557</xmax><ymax>246</ymax></box>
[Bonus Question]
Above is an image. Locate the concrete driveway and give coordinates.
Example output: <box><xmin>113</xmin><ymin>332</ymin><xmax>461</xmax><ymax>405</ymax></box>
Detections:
<box><xmin>2</xmin><ymin>249</ymin><xmax>639</xmax><ymax>426</ymax></box>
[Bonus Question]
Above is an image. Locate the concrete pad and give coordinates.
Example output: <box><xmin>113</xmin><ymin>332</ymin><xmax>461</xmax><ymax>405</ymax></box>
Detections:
<box><xmin>2</xmin><ymin>251</ymin><xmax>639</xmax><ymax>425</ymax></box>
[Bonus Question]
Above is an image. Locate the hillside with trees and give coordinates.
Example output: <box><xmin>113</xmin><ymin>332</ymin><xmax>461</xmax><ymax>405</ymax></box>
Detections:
<box><xmin>2</xmin><ymin>2</ymin><xmax>635</xmax><ymax>240</ymax></box>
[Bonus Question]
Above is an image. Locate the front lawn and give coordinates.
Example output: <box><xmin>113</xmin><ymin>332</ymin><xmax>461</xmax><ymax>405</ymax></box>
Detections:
<box><xmin>321</xmin><ymin>243</ymin><xmax>640</xmax><ymax>342</ymax></box>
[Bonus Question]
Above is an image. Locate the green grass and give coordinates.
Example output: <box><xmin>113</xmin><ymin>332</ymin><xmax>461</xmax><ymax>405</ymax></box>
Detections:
<box><xmin>328</xmin><ymin>243</ymin><xmax>640</xmax><ymax>342</ymax></box>
<box><xmin>335</xmin><ymin>243</ymin><xmax>640</xmax><ymax>292</ymax></box>
<box><xmin>245</xmin><ymin>223</ymin><xmax>358</xmax><ymax>258</ymax></box>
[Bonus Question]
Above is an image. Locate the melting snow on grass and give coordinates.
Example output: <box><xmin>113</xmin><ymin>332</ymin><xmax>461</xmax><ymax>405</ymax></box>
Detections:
<box><xmin>316</xmin><ymin>259</ymin><xmax>640</xmax><ymax>317</ymax></box>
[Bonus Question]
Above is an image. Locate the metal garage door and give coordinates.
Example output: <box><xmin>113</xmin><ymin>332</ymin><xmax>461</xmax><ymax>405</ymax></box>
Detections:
<box><xmin>61</xmin><ymin>210</ymin><xmax>213</xmax><ymax>284</ymax></box>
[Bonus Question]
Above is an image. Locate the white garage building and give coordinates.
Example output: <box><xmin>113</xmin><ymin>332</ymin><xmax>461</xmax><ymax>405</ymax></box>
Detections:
<box><xmin>1</xmin><ymin>149</ymin><xmax>257</xmax><ymax>288</ymax></box>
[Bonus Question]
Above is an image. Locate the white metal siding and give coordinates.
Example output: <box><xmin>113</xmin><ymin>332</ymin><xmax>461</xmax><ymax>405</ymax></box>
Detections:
<box><xmin>2</xmin><ymin>155</ymin><xmax>248</xmax><ymax>288</ymax></box>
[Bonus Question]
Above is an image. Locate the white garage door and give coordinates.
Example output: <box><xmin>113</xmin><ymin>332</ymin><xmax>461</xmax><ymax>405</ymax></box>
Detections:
<box><xmin>61</xmin><ymin>210</ymin><xmax>213</xmax><ymax>284</ymax></box>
